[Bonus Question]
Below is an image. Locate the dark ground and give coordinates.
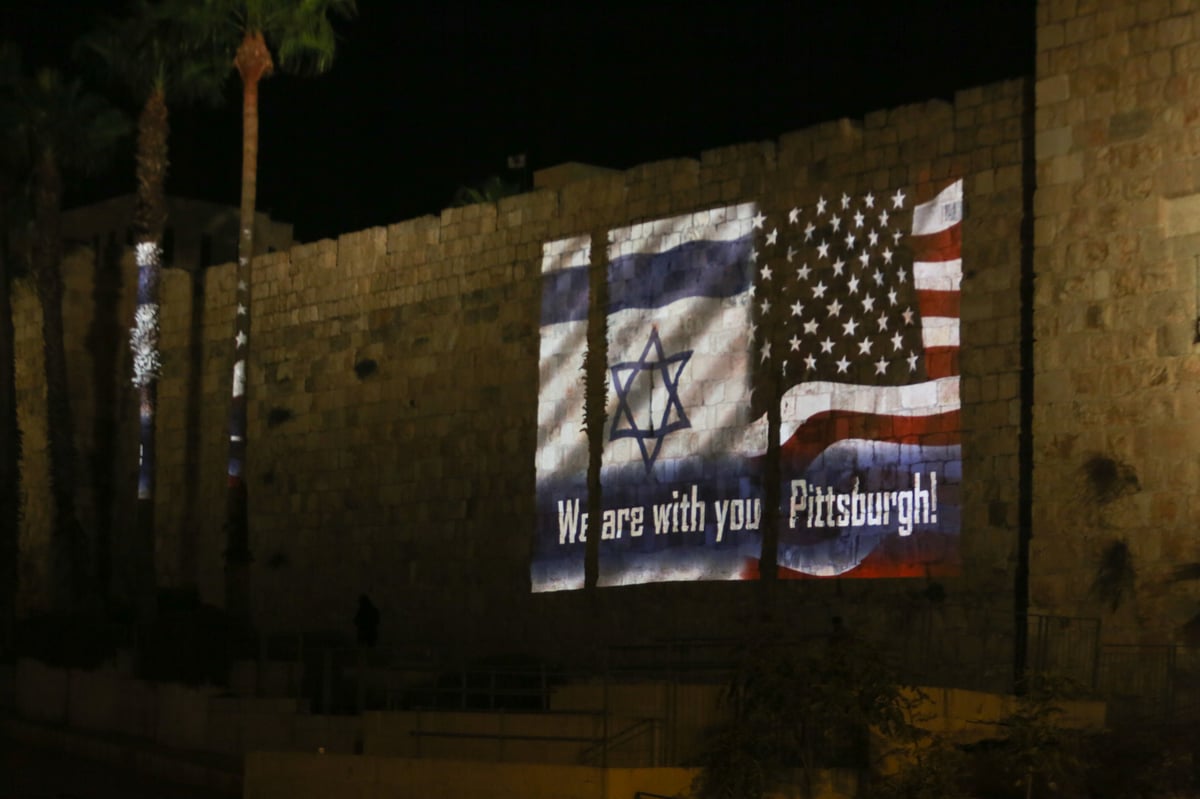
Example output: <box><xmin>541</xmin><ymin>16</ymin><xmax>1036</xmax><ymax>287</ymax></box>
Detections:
<box><xmin>0</xmin><ymin>736</ymin><xmax>235</xmax><ymax>799</ymax></box>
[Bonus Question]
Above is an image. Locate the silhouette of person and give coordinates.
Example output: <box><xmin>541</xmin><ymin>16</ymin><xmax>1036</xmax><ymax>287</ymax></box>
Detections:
<box><xmin>354</xmin><ymin>593</ymin><xmax>380</xmax><ymax>648</ymax></box>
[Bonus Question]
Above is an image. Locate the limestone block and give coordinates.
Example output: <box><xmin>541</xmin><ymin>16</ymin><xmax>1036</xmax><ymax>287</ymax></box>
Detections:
<box><xmin>1041</xmin><ymin>21</ymin><xmax>1067</xmax><ymax>51</ymax></box>
<box><xmin>1067</xmin><ymin>18</ymin><xmax>1104</xmax><ymax>49</ymax></box>
<box><xmin>1039</xmin><ymin>153</ymin><xmax>1085</xmax><ymax>186</ymax></box>
<box><xmin>558</xmin><ymin>172</ymin><xmax>626</xmax><ymax>218</ymax></box>
<box><xmin>1153</xmin><ymin>13</ymin><xmax>1193</xmax><ymax>48</ymax></box>
<box><xmin>950</xmin><ymin>94</ymin><xmax>986</xmax><ymax>126</ymax></box>
<box><xmin>1037</xmin><ymin>73</ymin><xmax>1071</xmax><ymax>106</ymax></box>
<box><xmin>1038</xmin><ymin>125</ymin><xmax>1077</xmax><ymax>159</ymax></box>
<box><xmin>1046</xmin><ymin>0</ymin><xmax>1080</xmax><ymax>24</ymax></box>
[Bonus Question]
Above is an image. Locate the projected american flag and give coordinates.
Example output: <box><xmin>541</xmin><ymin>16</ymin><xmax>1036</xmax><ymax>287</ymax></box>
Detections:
<box><xmin>747</xmin><ymin>180</ymin><xmax>963</xmax><ymax>578</ymax></box>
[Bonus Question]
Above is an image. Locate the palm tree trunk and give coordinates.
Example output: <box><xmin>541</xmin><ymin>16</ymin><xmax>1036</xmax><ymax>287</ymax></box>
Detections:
<box><xmin>584</xmin><ymin>229</ymin><xmax>608</xmax><ymax>593</ymax></box>
<box><xmin>34</xmin><ymin>147</ymin><xmax>87</xmax><ymax>611</ymax></box>
<box><xmin>131</xmin><ymin>85</ymin><xmax>169</xmax><ymax>619</ymax></box>
<box><xmin>225</xmin><ymin>31</ymin><xmax>272</xmax><ymax>622</ymax></box>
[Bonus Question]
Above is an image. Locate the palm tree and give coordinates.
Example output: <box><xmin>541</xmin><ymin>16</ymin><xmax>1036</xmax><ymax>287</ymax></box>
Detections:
<box><xmin>3</xmin><ymin>67</ymin><xmax>129</xmax><ymax>611</ymax></box>
<box><xmin>78</xmin><ymin>0</ymin><xmax>226</xmax><ymax>616</ymax></box>
<box><xmin>199</xmin><ymin>0</ymin><xmax>356</xmax><ymax>621</ymax></box>
<box><xmin>452</xmin><ymin>175</ymin><xmax>523</xmax><ymax>207</ymax></box>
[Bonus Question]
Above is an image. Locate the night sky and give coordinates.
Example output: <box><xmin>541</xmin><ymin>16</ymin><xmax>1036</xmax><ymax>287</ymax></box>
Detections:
<box><xmin>4</xmin><ymin>1</ymin><xmax>1036</xmax><ymax>243</ymax></box>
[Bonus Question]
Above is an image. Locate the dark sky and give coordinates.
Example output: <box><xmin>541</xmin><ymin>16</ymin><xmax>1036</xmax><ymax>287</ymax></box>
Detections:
<box><xmin>5</xmin><ymin>1</ymin><xmax>1036</xmax><ymax>242</ymax></box>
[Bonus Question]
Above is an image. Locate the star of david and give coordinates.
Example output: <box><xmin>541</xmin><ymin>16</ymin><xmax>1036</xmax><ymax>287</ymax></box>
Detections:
<box><xmin>609</xmin><ymin>327</ymin><xmax>692</xmax><ymax>471</ymax></box>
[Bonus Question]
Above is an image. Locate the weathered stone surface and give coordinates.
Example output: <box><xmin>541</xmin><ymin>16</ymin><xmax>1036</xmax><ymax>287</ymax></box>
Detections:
<box><xmin>13</xmin><ymin>78</ymin><xmax>1028</xmax><ymax>657</ymax></box>
<box><xmin>1032</xmin><ymin>3</ymin><xmax>1200</xmax><ymax>643</ymax></box>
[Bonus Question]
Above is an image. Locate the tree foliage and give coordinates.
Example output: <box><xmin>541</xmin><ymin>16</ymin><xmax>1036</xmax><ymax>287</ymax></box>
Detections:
<box><xmin>194</xmin><ymin>0</ymin><xmax>357</xmax><ymax>75</ymax></box>
<box><xmin>76</xmin><ymin>0</ymin><xmax>231</xmax><ymax>615</ymax></box>
<box><xmin>76</xmin><ymin>0</ymin><xmax>227</xmax><ymax>110</ymax></box>
<box><xmin>989</xmin><ymin>682</ymin><xmax>1085</xmax><ymax>799</ymax></box>
<box><xmin>693</xmin><ymin>629</ymin><xmax>918</xmax><ymax>799</ymax></box>
<box><xmin>452</xmin><ymin>175</ymin><xmax>522</xmax><ymax>207</ymax></box>
<box><xmin>867</xmin><ymin>677</ymin><xmax>1091</xmax><ymax>799</ymax></box>
<box><xmin>2</xmin><ymin>64</ymin><xmax>129</xmax><ymax>611</ymax></box>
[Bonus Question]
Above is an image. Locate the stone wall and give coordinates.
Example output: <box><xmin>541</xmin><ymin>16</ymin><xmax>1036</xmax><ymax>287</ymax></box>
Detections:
<box><xmin>14</xmin><ymin>79</ymin><xmax>1029</xmax><ymax>664</ymax></box>
<box><xmin>1032</xmin><ymin>0</ymin><xmax>1200</xmax><ymax>642</ymax></box>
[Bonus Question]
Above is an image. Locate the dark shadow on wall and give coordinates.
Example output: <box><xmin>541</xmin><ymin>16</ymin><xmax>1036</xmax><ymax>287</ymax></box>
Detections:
<box><xmin>1015</xmin><ymin>72</ymin><xmax>1036</xmax><ymax>693</ymax></box>
<box><xmin>179</xmin><ymin>266</ymin><xmax>206</xmax><ymax>588</ymax></box>
<box><xmin>85</xmin><ymin>237</ymin><xmax>125</xmax><ymax>606</ymax></box>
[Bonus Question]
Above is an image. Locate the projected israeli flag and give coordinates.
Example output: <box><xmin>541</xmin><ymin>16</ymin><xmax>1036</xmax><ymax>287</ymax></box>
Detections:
<box><xmin>532</xmin><ymin>206</ymin><xmax>765</xmax><ymax>591</ymax></box>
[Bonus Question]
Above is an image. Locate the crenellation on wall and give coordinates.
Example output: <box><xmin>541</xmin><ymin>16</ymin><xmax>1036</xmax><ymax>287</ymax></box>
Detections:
<box><xmin>335</xmin><ymin>226</ymin><xmax>388</xmax><ymax>281</ymax></box>
<box><xmin>385</xmin><ymin>215</ymin><xmax>439</xmax><ymax>266</ymax></box>
<box><xmin>557</xmin><ymin>172</ymin><xmax>626</xmax><ymax>219</ymax></box>
<box><xmin>772</xmin><ymin>130</ymin><xmax>819</xmax><ymax>178</ymax></box>
<box><xmin>624</xmin><ymin>156</ymin><xmax>700</xmax><ymax>192</ymax></box>
<box><xmin>465</xmin><ymin>201</ymin><xmax>501</xmax><ymax>236</ymax></box>
<box><xmin>512</xmin><ymin>188</ymin><xmax>561</xmax><ymax>228</ymax></box>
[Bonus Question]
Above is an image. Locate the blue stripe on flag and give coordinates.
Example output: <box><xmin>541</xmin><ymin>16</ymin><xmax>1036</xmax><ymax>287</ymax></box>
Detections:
<box><xmin>540</xmin><ymin>266</ymin><xmax>590</xmax><ymax>326</ymax></box>
<box><xmin>539</xmin><ymin>234</ymin><xmax>753</xmax><ymax>326</ymax></box>
<box><xmin>607</xmin><ymin>235</ymin><xmax>753</xmax><ymax>314</ymax></box>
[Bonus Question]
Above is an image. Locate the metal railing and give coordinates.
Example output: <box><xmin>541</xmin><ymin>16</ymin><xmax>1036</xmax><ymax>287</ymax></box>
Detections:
<box><xmin>1028</xmin><ymin>613</ymin><xmax>1101</xmax><ymax>690</ymax></box>
<box><xmin>240</xmin><ymin>614</ymin><xmax>1025</xmax><ymax>714</ymax></box>
<box><xmin>235</xmin><ymin>614</ymin><xmax>1200</xmax><ymax>750</ymax></box>
<box><xmin>578</xmin><ymin>717</ymin><xmax>662</xmax><ymax>767</ymax></box>
<box><xmin>1022</xmin><ymin>616</ymin><xmax>1200</xmax><ymax>723</ymax></box>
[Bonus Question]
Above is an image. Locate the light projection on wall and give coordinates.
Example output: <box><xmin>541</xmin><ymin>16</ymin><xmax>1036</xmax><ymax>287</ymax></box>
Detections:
<box><xmin>532</xmin><ymin>180</ymin><xmax>963</xmax><ymax>591</ymax></box>
<box><xmin>757</xmin><ymin>181</ymin><xmax>963</xmax><ymax>579</ymax></box>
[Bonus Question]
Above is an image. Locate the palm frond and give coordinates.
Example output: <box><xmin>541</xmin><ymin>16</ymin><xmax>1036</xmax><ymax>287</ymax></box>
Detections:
<box><xmin>3</xmin><ymin>67</ymin><xmax>131</xmax><ymax>176</ymax></box>
<box><xmin>270</xmin><ymin>0</ymin><xmax>356</xmax><ymax>75</ymax></box>
<box><xmin>76</xmin><ymin>0</ymin><xmax>230</xmax><ymax>108</ymax></box>
<box><xmin>0</xmin><ymin>42</ymin><xmax>20</xmax><ymax>88</ymax></box>
<box><xmin>452</xmin><ymin>176</ymin><xmax>522</xmax><ymax>207</ymax></box>
<box><xmin>187</xmin><ymin>0</ymin><xmax>355</xmax><ymax>77</ymax></box>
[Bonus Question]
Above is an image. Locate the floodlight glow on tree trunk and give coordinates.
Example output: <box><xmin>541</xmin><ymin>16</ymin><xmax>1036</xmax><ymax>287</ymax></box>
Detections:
<box><xmin>223</xmin><ymin>29</ymin><xmax>271</xmax><ymax>620</ymax></box>
<box><xmin>131</xmin><ymin>241</ymin><xmax>162</xmax><ymax>502</ymax></box>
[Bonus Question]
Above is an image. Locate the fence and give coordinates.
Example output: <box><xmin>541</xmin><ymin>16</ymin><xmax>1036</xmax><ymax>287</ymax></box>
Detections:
<box><xmin>1023</xmin><ymin>614</ymin><xmax>1200</xmax><ymax>723</ymax></box>
<box><xmin>15</xmin><ymin>609</ymin><xmax>1200</xmax><ymax>768</ymax></box>
<box><xmin>187</xmin><ymin>610</ymin><xmax>1200</xmax><ymax>761</ymax></box>
<box><xmin>1028</xmin><ymin>613</ymin><xmax>1102</xmax><ymax>689</ymax></box>
<box><xmin>240</xmin><ymin>607</ymin><xmax>1025</xmax><ymax>714</ymax></box>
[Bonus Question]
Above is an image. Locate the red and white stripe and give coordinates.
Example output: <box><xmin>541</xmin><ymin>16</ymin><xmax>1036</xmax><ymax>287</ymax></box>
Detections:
<box><xmin>737</xmin><ymin>179</ymin><xmax>965</xmax><ymax>457</ymax></box>
<box><xmin>911</xmin><ymin>179</ymin><xmax>962</xmax><ymax>381</ymax></box>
